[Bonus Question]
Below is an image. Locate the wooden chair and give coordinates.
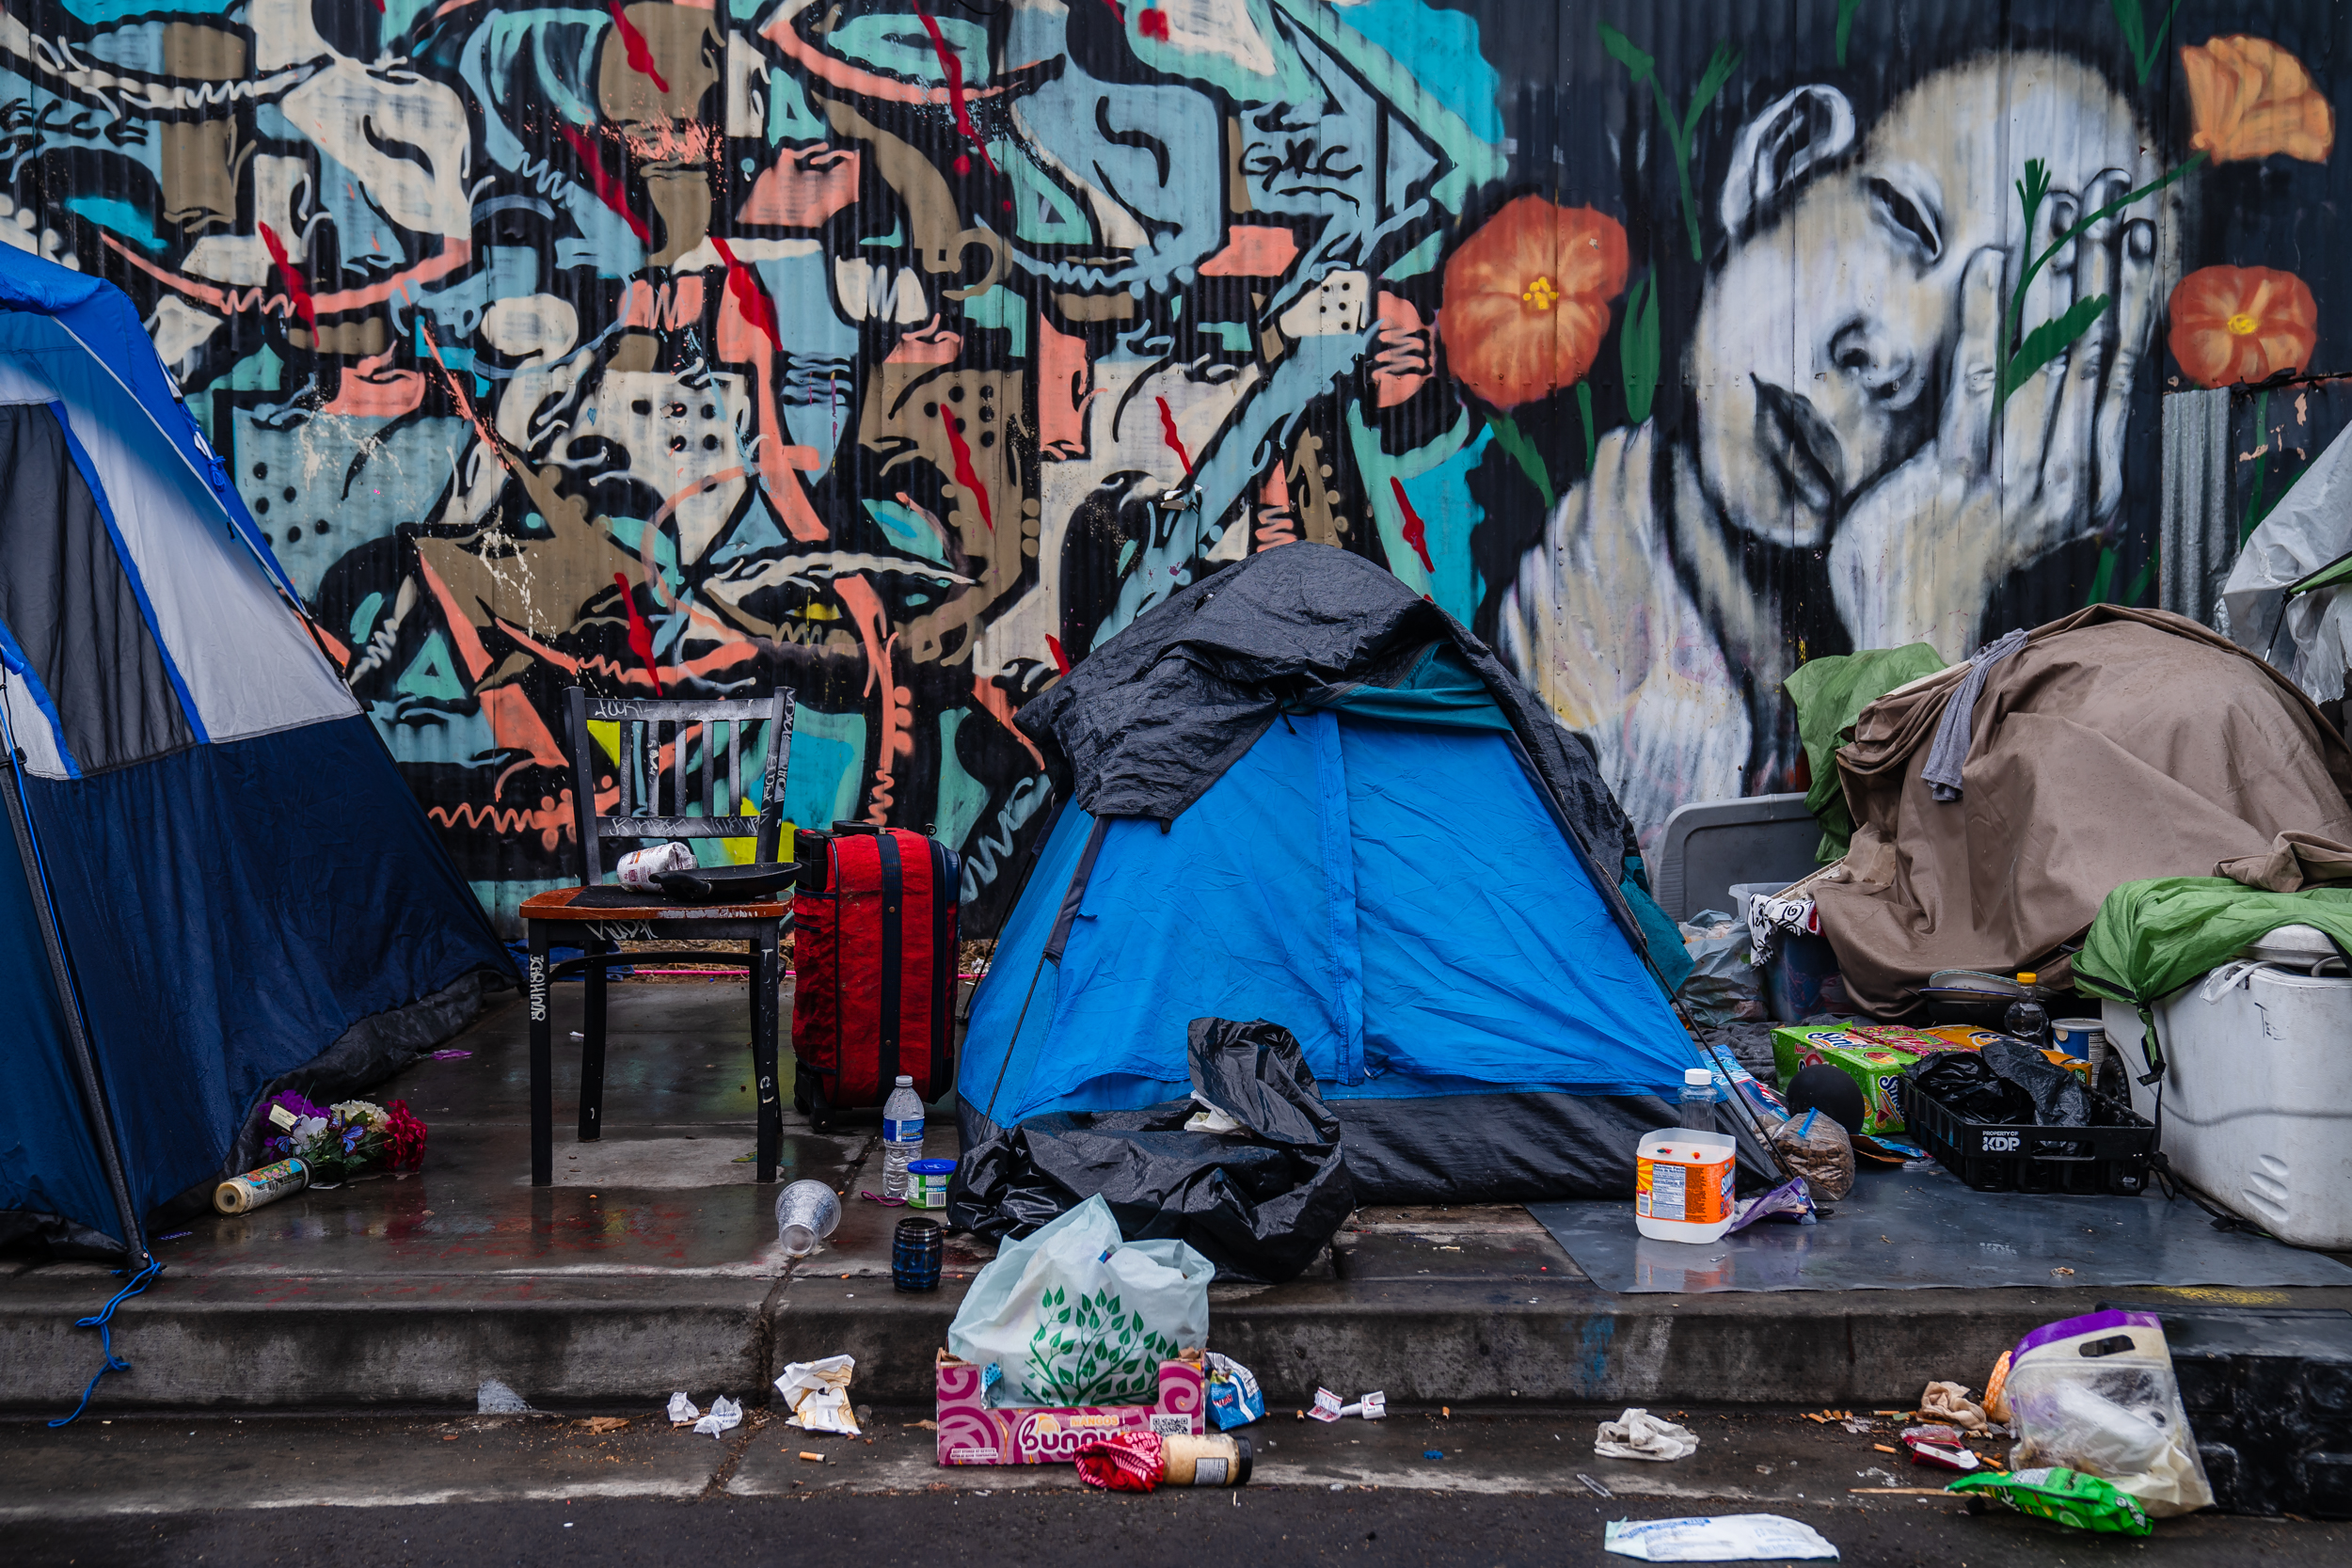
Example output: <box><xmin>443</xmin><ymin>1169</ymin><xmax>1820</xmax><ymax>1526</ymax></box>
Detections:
<box><xmin>518</xmin><ymin>688</ymin><xmax>795</xmax><ymax>1185</ymax></box>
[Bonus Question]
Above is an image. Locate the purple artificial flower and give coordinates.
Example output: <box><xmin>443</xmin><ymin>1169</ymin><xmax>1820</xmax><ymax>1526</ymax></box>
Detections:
<box><xmin>267</xmin><ymin>1090</ymin><xmax>326</xmax><ymax>1123</ymax></box>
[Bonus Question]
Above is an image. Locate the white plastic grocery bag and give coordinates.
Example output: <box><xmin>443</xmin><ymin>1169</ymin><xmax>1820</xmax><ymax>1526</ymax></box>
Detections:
<box><xmin>947</xmin><ymin>1195</ymin><xmax>1213</xmax><ymax>1406</ymax></box>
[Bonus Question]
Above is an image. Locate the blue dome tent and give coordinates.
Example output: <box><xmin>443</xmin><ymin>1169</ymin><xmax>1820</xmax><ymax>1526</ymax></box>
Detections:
<box><xmin>961</xmin><ymin>544</ymin><xmax>1708</xmax><ymax>1203</ymax></box>
<box><xmin>0</xmin><ymin>246</ymin><xmax>511</xmax><ymax>1264</ymax></box>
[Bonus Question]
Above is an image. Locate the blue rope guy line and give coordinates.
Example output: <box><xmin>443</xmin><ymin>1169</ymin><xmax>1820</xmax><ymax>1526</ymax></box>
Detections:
<box><xmin>48</xmin><ymin>1258</ymin><xmax>165</xmax><ymax>1428</ymax></box>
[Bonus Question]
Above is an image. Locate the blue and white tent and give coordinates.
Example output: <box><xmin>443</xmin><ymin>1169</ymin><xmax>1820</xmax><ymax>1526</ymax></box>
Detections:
<box><xmin>961</xmin><ymin>545</ymin><xmax>1706</xmax><ymax>1204</ymax></box>
<box><xmin>0</xmin><ymin>247</ymin><xmax>510</xmax><ymax>1260</ymax></box>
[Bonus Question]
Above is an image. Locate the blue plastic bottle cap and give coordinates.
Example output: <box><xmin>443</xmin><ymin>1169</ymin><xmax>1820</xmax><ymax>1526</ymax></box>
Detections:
<box><xmin>906</xmin><ymin>1158</ymin><xmax>956</xmax><ymax>1175</ymax></box>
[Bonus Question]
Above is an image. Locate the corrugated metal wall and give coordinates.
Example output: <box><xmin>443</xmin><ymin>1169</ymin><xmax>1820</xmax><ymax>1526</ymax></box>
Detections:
<box><xmin>4</xmin><ymin>0</ymin><xmax>2340</xmax><ymax>929</ymax></box>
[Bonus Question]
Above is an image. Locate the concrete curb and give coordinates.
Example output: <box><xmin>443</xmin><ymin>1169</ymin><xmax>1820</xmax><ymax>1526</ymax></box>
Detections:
<box><xmin>12</xmin><ymin>1264</ymin><xmax>2352</xmax><ymax>1413</ymax></box>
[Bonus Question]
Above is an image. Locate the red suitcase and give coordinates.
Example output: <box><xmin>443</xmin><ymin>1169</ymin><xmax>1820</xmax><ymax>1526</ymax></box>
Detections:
<box><xmin>791</xmin><ymin>823</ymin><xmax>960</xmax><ymax>1130</ymax></box>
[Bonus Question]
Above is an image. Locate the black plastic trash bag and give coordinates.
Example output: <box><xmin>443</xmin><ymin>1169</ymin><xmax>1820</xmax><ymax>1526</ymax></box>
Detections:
<box><xmin>946</xmin><ymin>1018</ymin><xmax>1354</xmax><ymax>1283</ymax></box>
<box><xmin>1908</xmin><ymin>1041</ymin><xmax>2094</xmax><ymax>1128</ymax></box>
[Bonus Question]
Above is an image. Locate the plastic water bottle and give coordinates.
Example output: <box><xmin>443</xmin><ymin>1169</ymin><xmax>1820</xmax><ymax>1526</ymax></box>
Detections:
<box><xmin>1677</xmin><ymin>1068</ymin><xmax>1720</xmax><ymax>1133</ymax></box>
<box><xmin>2005</xmin><ymin>972</ymin><xmax>2051</xmax><ymax>1049</ymax></box>
<box><xmin>882</xmin><ymin>1075</ymin><xmax>924</xmax><ymax>1200</ymax></box>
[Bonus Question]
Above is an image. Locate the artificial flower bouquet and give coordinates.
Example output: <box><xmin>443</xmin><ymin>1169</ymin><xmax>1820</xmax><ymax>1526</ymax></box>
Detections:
<box><xmin>261</xmin><ymin>1092</ymin><xmax>428</xmax><ymax>1184</ymax></box>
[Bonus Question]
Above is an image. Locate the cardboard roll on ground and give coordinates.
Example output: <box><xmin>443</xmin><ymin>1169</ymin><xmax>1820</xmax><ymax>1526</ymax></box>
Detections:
<box><xmin>215</xmin><ymin>1157</ymin><xmax>310</xmax><ymax>1214</ymax></box>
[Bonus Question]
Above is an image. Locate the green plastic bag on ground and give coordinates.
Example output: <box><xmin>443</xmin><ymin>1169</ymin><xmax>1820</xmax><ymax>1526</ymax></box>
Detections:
<box><xmin>1948</xmin><ymin>1466</ymin><xmax>2153</xmax><ymax>1535</ymax></box>
<box><xmin>947</xmin><ymin>1195</ymin><xmax>1213</xmax><ymax>1406</ymax></box>
<box><xmin>1782</xmin><ymin>645</ymin><xmax>1947</xmax><ymax>862</ymax></box>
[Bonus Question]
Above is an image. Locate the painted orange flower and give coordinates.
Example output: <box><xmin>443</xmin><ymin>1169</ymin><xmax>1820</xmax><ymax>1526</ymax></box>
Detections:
<box><xmin>1437</xmin><ymin>198</ymin><xmax>1628</xmax><ymax>410</ymax></box>
<box><xmin>2168</xmin><ymin>265</ymin><xmax>2318</xmax><ymax>388</ymax></box>
<box><xmin>2182</xmin><ymin>36</ymin><xmax>2334</xmax><ymax>164</ymax></box>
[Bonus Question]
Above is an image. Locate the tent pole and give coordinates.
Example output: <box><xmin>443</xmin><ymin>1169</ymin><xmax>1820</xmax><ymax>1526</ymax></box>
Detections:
<box><xmin>0</xmin><ymin>697</ymin><xmax>151</xmax><ymax>1270</ymax></box>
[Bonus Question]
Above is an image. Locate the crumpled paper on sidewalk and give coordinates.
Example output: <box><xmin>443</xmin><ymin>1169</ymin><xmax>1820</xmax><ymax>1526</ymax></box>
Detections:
<box><xmin>774</xmin><ymin>1354</ymin><xmax>862</xmax><ymax>1435</ymax></box>
<box><xmin>1920</xmin><ymin>1380</ymin><xmax>1987</xmax><ymax>1433</ymax></box>
<box><xmin>693</xmin><ymin>1395</ymin><xmax>743</xmax><ymax>1437</ymax></box>
<box><xmin>1595</xmin><ymin>1407</ymin><xmax>1700</xmax><ymax>1461</ymax></box>
<box><xmin>667</xmin><ymin>1392</ymin><xmax>699</xmax><ymax>1425</ymax></box>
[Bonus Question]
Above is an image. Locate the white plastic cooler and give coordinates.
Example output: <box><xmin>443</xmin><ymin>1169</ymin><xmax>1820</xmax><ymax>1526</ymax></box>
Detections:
<box><xmin>2101</xmin><ymin>925</ymin><xmax>2352</xmax><ymax>1249</ymax></box>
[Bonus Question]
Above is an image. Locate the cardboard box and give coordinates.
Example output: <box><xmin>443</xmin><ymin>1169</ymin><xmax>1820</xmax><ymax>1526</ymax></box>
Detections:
<box><xmin>1771</xmin><ymin>1026</ymin><xmax>1922</xmax><ymax>1135</ymax></box>
<box><xmin>934</xmin><ymin>1350</ymin><xmax>1205</xmax><ymax>1465</ymax></box>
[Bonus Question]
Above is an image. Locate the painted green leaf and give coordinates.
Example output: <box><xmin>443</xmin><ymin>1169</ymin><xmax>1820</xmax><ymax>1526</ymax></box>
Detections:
<box><xmin>1836</xmin><ymin>0</ymin><xmax>1861</xmax><ymax>67</ymax></box>
<box><xmin>1575</xmin><ymin>382</ymin><xmax>1597</xmax><ymax>470</ymax></box>
<box><xmin>1597</xmin><ymin>23</ymin><xmax>1653</xmax><ymax>84</ymax></box>
<box><xmin>1621</xmin><ymin>272</ymin><xmax>1661</xmax><ymax>426</ymax></box>
<box><xmin>1683</xmin><ymin>42</ymin><xmax>1744</xmax><ymax>144</ymax></box>
<box><xmin>2003</xmin><ymin>293</ymin><xmax>2110</xmax><ymax>400</ymax></box>
<box><xmin>1487</xmin><ymin>414</ymin><xmax>1555</xmax><ymax>509</ymax></box>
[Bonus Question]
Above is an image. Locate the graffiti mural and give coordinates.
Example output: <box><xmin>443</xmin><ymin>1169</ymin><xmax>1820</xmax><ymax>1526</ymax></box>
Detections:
<box><xmin>1</xmin><ymin>0</ymin><xmax>2344</xmax><ymax>926</ymax></box>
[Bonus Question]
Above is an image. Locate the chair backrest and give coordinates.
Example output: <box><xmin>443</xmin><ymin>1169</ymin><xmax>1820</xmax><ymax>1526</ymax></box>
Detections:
<box><xmin>1650</xmin><ymin>791</ymin><xmax>1819</xmax><ymax>922</ymax></box>
<box><xmin>564</xmin><ymin>687</ymin><xmax>795</xmax><ymax>885</ymax></box>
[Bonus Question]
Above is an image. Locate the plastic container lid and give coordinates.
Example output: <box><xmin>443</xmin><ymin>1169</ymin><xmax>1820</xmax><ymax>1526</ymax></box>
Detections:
<box><xmin>907</xmin><ymin>1158</ymin><xmax>956</xmax><ymax>1175</ymax></box>
<box><xmin>2241</xmin><ymin>923</ymin><xmax>2345</xmax><ymax>965</ymax></box>
<box><xmin>1682</xmin><ymin>1068</ymin><xmax>1713</xmax><ymax>1087</ymax></box>
<box><xmin>894</xmin><ymin>1074</ymin><xmax>914</xmax><ymax>1087</ymax></box>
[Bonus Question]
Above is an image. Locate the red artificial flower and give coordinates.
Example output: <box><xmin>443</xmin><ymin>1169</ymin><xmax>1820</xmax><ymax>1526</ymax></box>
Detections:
<box><xmin>384</xmin><ymin>1100</ymin><xmax>429</xmax><ymax>1171</ymax></box>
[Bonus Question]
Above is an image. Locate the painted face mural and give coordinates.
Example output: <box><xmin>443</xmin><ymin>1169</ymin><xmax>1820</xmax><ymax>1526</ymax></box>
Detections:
<box><xmin>0</xmin><ymin>1</ymin><xmax>2340</xmax><ymax>923</ymax></box>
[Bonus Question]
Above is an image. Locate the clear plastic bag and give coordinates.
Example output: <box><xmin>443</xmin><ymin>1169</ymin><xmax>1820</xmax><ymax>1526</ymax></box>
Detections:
<box><xmin>946</xmin><ymin>1195</ymin><xmax>1213</xmax><ymax>1406</ymax></box>
<box><xmin>1769</xmin><ymin>1107</ymin><xmax>1854</xmax><ymax>1199</ymax></box>
<box><xmin>2004</xmin><ymin>1310</ymin><xmax>2214</xmax><ymax>1517</ymax></box>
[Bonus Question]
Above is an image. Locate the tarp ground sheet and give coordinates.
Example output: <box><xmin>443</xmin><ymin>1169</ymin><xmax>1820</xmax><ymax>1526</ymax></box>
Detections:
<box><xmin>1531</xmin><ymin>1164</ymin><xmax>2352</xmax><ymax>1293</ymax></box>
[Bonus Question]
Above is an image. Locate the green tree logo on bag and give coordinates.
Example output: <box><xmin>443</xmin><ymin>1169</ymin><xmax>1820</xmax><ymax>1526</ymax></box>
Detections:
<box><xmin>1022</xmin><ymin>1286</ymin><xmax>1185</xmax><ymax>1405</ymax></box>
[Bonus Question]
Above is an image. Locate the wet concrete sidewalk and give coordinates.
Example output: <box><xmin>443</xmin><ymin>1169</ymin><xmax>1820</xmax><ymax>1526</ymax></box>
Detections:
<box><xmin>6</xmin><ymin>980</ymin><xmax>2351</xmax><ymax>1416</ymax></box>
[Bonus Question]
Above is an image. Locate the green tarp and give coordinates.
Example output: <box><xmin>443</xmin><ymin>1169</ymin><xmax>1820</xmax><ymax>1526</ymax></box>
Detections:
<box><xmin>2074</xmin><ymin>879</ymin><xmax>2352</xmax><ymax>1008</ymax></box>
<box><xmin>1782</xmin><ymin>643</ymin><xmax>1947</xmax><ymax>863</ymax></box>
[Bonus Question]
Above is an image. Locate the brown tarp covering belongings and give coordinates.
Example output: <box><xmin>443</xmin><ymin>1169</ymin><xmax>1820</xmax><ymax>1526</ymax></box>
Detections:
<box><xmin>1811</xmin><ymin>606</ymin><xmax>2352</xmax><ymax>1017</ymax></box>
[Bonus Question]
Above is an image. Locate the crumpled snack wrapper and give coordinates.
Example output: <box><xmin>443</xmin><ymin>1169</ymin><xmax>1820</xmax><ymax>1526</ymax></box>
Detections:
<box><xmin>667</xmin><ymin>1392</ymin><xmax>700</xmax><ymax>1425</ymax></box>
<box><xmin>1921</xmin><ymin>1379</ymin><xmax>1988</xmax><ymax>1432</ymax></box>
<box><xmin>1595</xmin><ymin>1407</ymin><xmax>1699</xmax><ymax>1461</ymax></box>
<box><xmin>773</xmin><ymin>1354</ymin><xmax>861</xmax><ymax>1435</ymax></box>
<box><xmin>693</xmin><ymin>1395</ymin><xmax>742</xmax><ymax>1437</ymax></box>
<box><xmin>1983</xmin><ymin>1350</ymin><xmax>2013</xmax><ymax>1424</ymax></box>
<box><xmin>1075</xmin><ymin>1431</ymin><xmax>1164</xmax><ymax>1494</ymax></box>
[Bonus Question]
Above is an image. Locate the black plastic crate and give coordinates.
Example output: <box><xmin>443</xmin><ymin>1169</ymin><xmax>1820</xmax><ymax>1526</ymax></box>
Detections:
<box><xmin>1906</xmin><ymin>1077</ymin><xmax>2155</xmax><ymax>1195</ymax></box>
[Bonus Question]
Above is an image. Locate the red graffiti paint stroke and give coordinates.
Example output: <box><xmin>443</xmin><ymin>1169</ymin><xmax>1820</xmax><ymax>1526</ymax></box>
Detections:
<box><xmin>1389</xmin><ymin>475</ymin><xmax>1436</xmax><ymax>575</ymax></box>
<box><xmin>560</xmin><ymin>122</ymin><xmax>651</xmax><ymax>245</ymax></box>
<box><xmin>709</xmin><ymin>236</ymin><xmax>781</xmax><ymax>351</ymax></box>
<box><xmin>1045</xmin><ymin>635</ymin><xmax>1072</xmax><ymax>676</ymax></box>
<box><xmin>1154</xmin><ymin>395</ymin><xmax>1193</xmax><ymax>475</ymax></box>
<box><xmin>1139</xmin><ymin>6</ymin><xmax>1170</xmax><ymax>41</ymax></box>
<box><xmin>256</xmin><ymin>223</ymin><xmax>316</xmax><ymax>331</ymax></box>
<box><xmin>915</xmin><ymin>7</ymin><xmax>999</xmax><ymax>174</ymax></box>
<box><xmin>938</xmin><ymin>404</ymin><xmax>993</xmax><ymax>531</ymax></box>
<box><xmin>612</xmin><ymin>573</ymin><xmax>666</xmax><ymax>695</ymax></box>
<box><xmin>607</xmin><ymin>1</ymin><xmax>671</xmax><ymax>95</ymax></box>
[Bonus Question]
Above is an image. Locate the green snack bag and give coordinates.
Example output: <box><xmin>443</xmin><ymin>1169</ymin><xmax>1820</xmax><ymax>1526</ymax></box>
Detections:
<box><xmin>1948</xmin><ymin>1466</ymin><xmax>2153</xmax><ymax>1536</ymax></box>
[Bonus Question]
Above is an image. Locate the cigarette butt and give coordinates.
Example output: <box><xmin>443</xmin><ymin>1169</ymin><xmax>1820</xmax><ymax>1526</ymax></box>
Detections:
<box><xmin>1873</xmin><ymin>1410</ymin><xmax>1907</xmax><ymax>1417</ymax></box>
<box><xmin>798</xmin><ymin>1450</ymin><xmax>825</xmax><ymax>1463</ymax></box>
<box><xmin>1872</xmin><ymin>1444</ymin><xmax>1899</xmax><ymax>1454</ymax></box>
<box><xmin>1804</xmin><ymin>1413</ymin><xmax>1826</xmax><ymax>1424</ymax></box>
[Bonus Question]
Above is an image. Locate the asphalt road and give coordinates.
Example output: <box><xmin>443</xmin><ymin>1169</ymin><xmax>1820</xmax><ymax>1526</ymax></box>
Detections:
<box><xmin>6</xmin><ymin>1408</ymin><xmax>2342</xmax><ymax>1567</ymax></box>
<box><xmin>17</xmin><ymin>1490</ymin><xmax>2345</xmax><ymax>1568</ymax></box>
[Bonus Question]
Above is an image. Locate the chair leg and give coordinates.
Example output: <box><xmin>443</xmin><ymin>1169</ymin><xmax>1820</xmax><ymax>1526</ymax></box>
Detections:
<box><xmin>753</xmin><ymin>927</ymin><xmax>782</xmax><ymax>1182</ymax></box>
<box><xmin>580</xmin><ymin>935</ymin><xmax>609</xmax><ymax>1142</ymax></box>
<box><xmin>529</xmin><ymin>923</ymin><xmax>553</xmax><ymax>1186</ymax></box>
